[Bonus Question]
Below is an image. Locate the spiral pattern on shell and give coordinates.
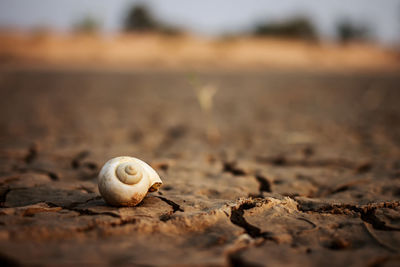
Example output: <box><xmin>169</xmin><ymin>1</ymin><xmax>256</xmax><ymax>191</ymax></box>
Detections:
<box><xmin>116</xmin><ymin>162</ymin><xmax>144</xmax><ymax>185</ymax></box>
<box><xmin>98</xmin><ymin>156</ymin><xmax>162</xmax><ymax>207</ymax></box>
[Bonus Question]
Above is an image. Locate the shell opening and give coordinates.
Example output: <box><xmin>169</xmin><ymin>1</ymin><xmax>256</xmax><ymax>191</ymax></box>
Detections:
<box><xmin>148</xmin><ymin>182</ymin><xmax>162</xmax><ymax>192</ymax></box>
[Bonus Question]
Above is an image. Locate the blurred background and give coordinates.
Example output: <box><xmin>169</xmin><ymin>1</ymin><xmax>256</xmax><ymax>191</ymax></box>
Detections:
<box><xmin>0</xmin><ymin>0</ymin><xmax>400</xmax><ymax>70</ymax></box>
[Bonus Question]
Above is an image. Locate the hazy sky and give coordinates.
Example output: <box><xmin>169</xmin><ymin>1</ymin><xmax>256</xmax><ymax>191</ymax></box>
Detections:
<box><xmin>0</xmin><ymin>0</ymin><xmax>399</xmax><ymax>44</ymax></box>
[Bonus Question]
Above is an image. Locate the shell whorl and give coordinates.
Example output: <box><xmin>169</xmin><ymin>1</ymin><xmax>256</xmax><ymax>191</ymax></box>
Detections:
<box><xmin>116</xmin><ymin>161</ymin><xmax>144</xmax><ymax>185</ymax></box>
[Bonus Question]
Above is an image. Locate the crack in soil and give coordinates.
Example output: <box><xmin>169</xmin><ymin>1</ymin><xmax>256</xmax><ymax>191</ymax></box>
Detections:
<box><xmin>321</xmin><ymin>179</ymin><xmax>371</xmax><ymax>197</ymax></box>
<box><xmin>230</xmin><ymin>201</ymin><xmax>273</xmax><ymax>240</ymax></box>
<box><xmin>157</xmin><ymin>196</ymin><xmax>184</xmax><ymax>212</ymax></box>
<box><xmin>45</xmin><ymin>171</ymin><xmax>59</xmax><ymax>181</ymax></box>
<box><xmin>71</xmin><ymin>150</ymin><xmax>90</xmax><ymax>169</ymax></box>
<box><xmin>46</xmin><ymin>197</ymin><xmax>121</xmax><ymax>218</ymax></box>
<box><xmin>110</xmin><ymin>218</ymin><xmax>137</xmax><ymax>227</ymax></box>
<box><xmin>223</xmin><ymin>162</ymin><xmax>247</xmax><ymax>176</ymax></box>
<box><xmin>0</xmin><ymin>252</ymin><xmax>20</xmax><ymax>267</ymax></box>
<box><xmin>66</xmin><ymin>196</ymin><xmax>103</xmax><ymax>209</ymax></box>
<box><xmin>296</xmin><ymin>217</ymin><xmax>317</xmax><ymax>228</ymax></box>
<box><xmin>45</xmin><ymin>201</ymin><xmax>140</xmax><ymax>233</ymax></box>
<box><xmin>228</xmin><ymin>252</ymin><xmax>262</xmax><ymax>267</ymax></box>
<box><xmin>298</xmin><ymin>201</ymin><xmax>400</xmax><ymax>231</ymax></box>
<box><xmin>157</xmin><ymin>196</ymin><xmax>184</xmax><ymax>222</ymax></box>
<box><xmin>363</xmin><ymin>222</ymin><xmax>398</xmax><ymax>252</ymax></box>
<box><xmin>254</xmin><ymin>174</ymin><xmax>271</xmax><ymax>194</ymax></box>
<box><xmin>77</xmin><ymin>217</ymin><xmax>137</xmax><ymax>233</ymax></box>
<box><xmin>13</xmin><ymin>167</ymin><xmax>59</xmax><ymax>181</ymax></box>
<box><xmin>72</xmin><ymin>208</ymin><xmax>121</xmax><ymax>218</ymax></box>
<box><xmin>156</xmin><ymin>125</ymin><xmax>187</xmax><ymax>153</ymax></box>
<box><xmin>82</xmin><ymin>162</ymin><xmax>98</xmax><ymax>171</ymax></box>
<box><xmin>0</xmin><ymin>187</ymin><xmax>10</xmax><ymax>207</ymax></box>
<box><xmin>355</xmin><ymin>162</ymin><xmax>373</xmax><ymax>174</ymax></box>
<box><xmin>361</xmin><ymin>209</ymin><xmax>400</xmax><ymax>231</ymax></box>
<box><xmin>256</xmin><ymin>156</ymin><xmax>357</xmax><ymax>169</ymax></box>
<box><xmin>24</xmin><ymin>144</ymin><xmax>38</xmax><ymax>164</ymax></box>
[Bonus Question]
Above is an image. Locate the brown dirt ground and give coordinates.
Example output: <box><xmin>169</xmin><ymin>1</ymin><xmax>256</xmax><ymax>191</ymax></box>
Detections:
<box><xmin>0</xmin><ymin>67</ymin><xmax>399</xmax><ymax>266</ymax></box>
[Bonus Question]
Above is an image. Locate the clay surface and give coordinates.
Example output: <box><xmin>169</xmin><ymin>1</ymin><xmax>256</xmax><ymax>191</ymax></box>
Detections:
<box><xmin>0</xmin><ymin>70</ymin><xmax>399</xmax><ymax>266</ymax></box>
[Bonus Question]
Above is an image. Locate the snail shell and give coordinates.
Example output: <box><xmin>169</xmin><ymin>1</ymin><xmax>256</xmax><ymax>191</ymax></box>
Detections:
<box><xmin>98</xmin><ymin>156</ymin><xmax>162</xmax><ymax>206</ymax></box>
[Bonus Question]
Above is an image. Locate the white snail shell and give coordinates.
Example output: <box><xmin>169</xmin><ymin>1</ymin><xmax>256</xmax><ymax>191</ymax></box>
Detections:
<box><xmin>98</xmin><ymin>156</ymin><xmax>162</xmax><ymax>206</ymax></box>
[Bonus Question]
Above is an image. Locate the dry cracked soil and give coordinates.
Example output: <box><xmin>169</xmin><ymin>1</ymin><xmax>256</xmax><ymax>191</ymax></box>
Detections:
<box><xmin>0</xmin><ymin>69</ymin><xmax>399</xmax><ymax>266</ymax></box>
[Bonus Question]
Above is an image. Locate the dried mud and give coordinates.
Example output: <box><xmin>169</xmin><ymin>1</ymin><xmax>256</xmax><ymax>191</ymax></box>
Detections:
<box><xmin>0</xmin><ymin>69</ymin><xmax>399</xmax><ymax>266</ymax></box>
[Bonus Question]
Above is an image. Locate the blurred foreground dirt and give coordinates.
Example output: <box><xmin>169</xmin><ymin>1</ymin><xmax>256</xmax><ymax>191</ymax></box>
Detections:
<box><xmin>0</xmin><ymin>68</ymin><xmax>399</xmax><ymax>266</ymax></box>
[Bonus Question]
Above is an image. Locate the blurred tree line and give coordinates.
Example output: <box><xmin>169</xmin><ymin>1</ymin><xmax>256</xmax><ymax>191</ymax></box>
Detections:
<box><xmin>123</xmin><ymin>5</ymin><xmax>181</xmax><ymax>35</ymax></box>
<box><xmin>253</xmin><ymin>16</ymin><xmax>370</xmax><ymax>43</ymax></box>
<box><xmin>73</xmin><ymin>5</ymin><xmax>181</xmax><ymax>35</ymax></box>
<box><xmin>73</xmin><ymin>4</ymin><xmax>371</xmax><ymax>43</ymax></box>
<box><xmin>253</xmin><ymin>17</ymin><xmax>317</xmax><ymax>41</ymax></box>
<box><xmin>335</xmin><ymin>20</ymin><xmax>369</xmax><ymax>43</ymax></box>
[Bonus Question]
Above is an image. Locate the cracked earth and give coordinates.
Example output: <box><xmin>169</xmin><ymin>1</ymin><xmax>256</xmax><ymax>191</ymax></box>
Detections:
<box><xmin>0</xmin><ymin>70</ymin><xmax>399</xmax><ymax>266</ymax></box>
